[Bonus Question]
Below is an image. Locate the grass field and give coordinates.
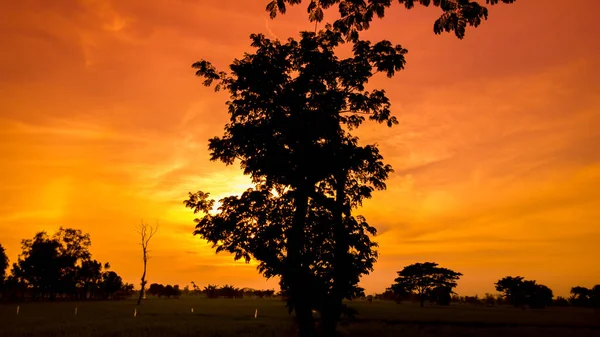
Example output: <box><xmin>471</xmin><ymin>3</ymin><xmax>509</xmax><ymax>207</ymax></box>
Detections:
<box><xmin>1</xmin><ymin>298</ymin><xmax>599</xmax><ymax>337</ymax></box>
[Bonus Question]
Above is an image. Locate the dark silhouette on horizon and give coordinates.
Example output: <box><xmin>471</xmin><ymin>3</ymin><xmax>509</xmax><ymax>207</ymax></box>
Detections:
<box><xmin>388</xmin><ymin>262</ymin><xmax>462</xmax><ymax>307</ymax></box>
<box><xmin>0</xmin><ymin>228</ymin><xmax>133</xmax><ymax>302</ymax></box>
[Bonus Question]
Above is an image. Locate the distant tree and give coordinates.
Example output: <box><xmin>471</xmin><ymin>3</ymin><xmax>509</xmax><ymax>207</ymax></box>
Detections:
<box><xmin>191</xmin><ymin>281</ymin><xmax>201</xmax><ymax>295</ymax></box>
<box><xmin>484</xmin><ymin>293</ymin><xmax>496</xmax><ymax>306</ymax></box>
<box><xmin>495</xmin><ymin>276</ymin><xmax>553</xmax><ymax>309</ymax></box>
<box><xmin>13</xmin><ymin>232</ymin><xmax>63</xmax><ymax>300</ymax></box>
<box><xmin>148</xmin><ymin>283</ymin><xmax>166</xmax><ymax>297</ymax></box>
<box><xmin>390</xmin><ymin>262</ymin><xmax>462</xmax><ymax>307</ymax></box>
<box><xmin>136</xmin><ymin>221</ymin><xmax>158</xmax><ymax>306</ymax></box>
<box><xmin>0</xmin><ymin>243</ymin><xmax>8</xmax><ymax>283</ymax></box>
<box><xmin>554</xmin><ymin>296</ymin><xmax>570</xmax><ymax>307</ymax></box>
<box><xmin>495</xmin><ymin>276</ymin><xmax>525</xmax><ymax>306</ymax></box>
<box><xmin>570</xmin><ymin>285</ymin><xmax>600</xmax><ymax>308</ymax></box>
<box><xmin>590</xmin><ymin>285</ymin><xmax>600</xmax><ymax>308</ymax></box>
<box><xmin>204</xmin><ymin>284</ymin><xmax>218</xmax><ymax>299</ymax></box>
<box><xmin>78</xmin><ymin>259</ymin><xmax>102</xmax><ymax>300</ymax></box>
<box><xmin>101</xmin><ymin>271</ymin><xmax>123</xmax><ymax>299</ymax></box>
<box><xmin>570</xmin><ymin>286</ymin><xmax>590</xmax><ymax>307</ymax></box>
<box><xmin>183</xmin><ymin>285</ymin><xmax>190</xmax><ymax>296</ymax></box>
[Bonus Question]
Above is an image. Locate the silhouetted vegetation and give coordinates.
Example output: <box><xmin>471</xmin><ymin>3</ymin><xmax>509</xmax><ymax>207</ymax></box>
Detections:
<box><xmin>185</xmin><ymin>1</ymin><xmax>517</xmax><ymax>336</ymax></box>
<box><xmin>266</xmin><ymin>0</ymin><xmax>517</xmax><ymax>41</ymax></box>
<box><xmin>388</xmin><ymin>262</ymin><xmax>462</xmax><ymax>307</ymax></box>
<box><xmin>147</xmin><ymin>283</ymin><xmax>182</xmax><ymax>298</ymax></box>
<box><xmin>0</xmin><ymin>243</ymin><xmax>8</xmax><ymax>285</ymax></box>
<box><xmin>569</xmin><ymin>285</ymin><xmax>600</xmax><ymax>308</ymax></box>
<box><xmin>495</xmin><ymin>276</ymin><xmax>554</xmax><ymax>309</ymax></box>
<box><xmin>185</xmin><ymin>28</ymin><xmax>401</xmax><ymax>337</ymax></box>
<box><xmin>0</xmin><ymin>228</ymin><xmax>132</xmax><ymax>302</ymax></box>
<box><xmin>136</xmin><ymin>221</ymin><xmax>158</xmax><ymax>306</ymax></box>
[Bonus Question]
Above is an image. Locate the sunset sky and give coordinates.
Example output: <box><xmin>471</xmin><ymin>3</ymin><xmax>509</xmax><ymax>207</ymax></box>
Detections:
<box><xmin>1</xmin><ymin>0</ymin><xmax>599</xmax><ymax>297</ymax></box>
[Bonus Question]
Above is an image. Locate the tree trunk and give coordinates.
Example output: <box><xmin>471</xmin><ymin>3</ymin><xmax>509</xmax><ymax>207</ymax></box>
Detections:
<box><xmin>286</xmin><ymin>186</ymin><xmax>315</xmax><ymax>337</ymax></box>
<box><xmin>137</xmin><ymin>252</ymin><xmax>147</xmax><ymax>305</ymax></box>
<box><xmin>321</xmin><ymin>169</ymin><xmax>349</xmax><ymax>337</ymax></box>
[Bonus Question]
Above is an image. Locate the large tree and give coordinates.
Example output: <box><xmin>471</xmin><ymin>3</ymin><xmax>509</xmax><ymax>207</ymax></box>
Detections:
<box><xmin>187</xmin><ymin>1</ymin><xmax>516</xmax><ymax>336</ymax></box>
<box><xmin>187</xmin><ymin>28</ymin><xmax>402</xmax><ymax>337</ymax></box>
<box><xmin>389</xmin><ymin>262</ymin><xmax>462</xmax><ymax>307</ymax></box>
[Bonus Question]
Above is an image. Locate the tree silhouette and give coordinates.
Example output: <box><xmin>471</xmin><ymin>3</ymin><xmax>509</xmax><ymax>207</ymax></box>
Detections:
<box><xmin>495</xmin><ymin>276</ymin><xmax>524</xmax><ymax>307</ymax></box>
<box><xmin>570</xmin><ymin>285</ymin><xmax>600</xmax><ymax>308</ymax></box>
<box><xmin>495</xmin><ymin>276</ymin><xmax>553</xmax><ymax>309</ymax></box>
<box><xmin>5</xmin><ymin>229</ymin><xmax>129</xmax><ymax>302</ymax></box>
<box><xmin>78</xmin><ymin>259</ymin><xmax>102</xmax><ymax>300</ymax></box>
<box><xmin>136</xmin><ymin>221</ymin><xmax>158</xmax><ymax>306</ymax></box>
<box><xmin>186</xmin><ymin>28</ymin><xmax>402</xmax><ymax>336</ymax></box>
<box><xmin>267</xmin><ymin>0</ymin><xmax>516</xmax><ymax>41</ymax></box>
<box><xmin>186</xmin><ymin>1</ymin><xmax>516</xmax><ymax>336</ymax></box>
<box><xmin>0</xmin><ymin>243</ymin><xmax>7</xmax><ymax>284</ymax></box>
<box><xmin>389</xmin><ymin>262</ymin><xmax>462</xmax><ymax>307</ymax></box>
<box><xmin>570</xmin><ymin>286</ymin><xmax>590</xmax><ymax>307</ymax></box>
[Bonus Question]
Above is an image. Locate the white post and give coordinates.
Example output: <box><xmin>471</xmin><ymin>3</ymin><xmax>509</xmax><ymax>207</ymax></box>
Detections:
<box><xmin>16</xmin><ymin>306</ymin><xmax>20</xmax><ymax>315</ymax></box>
<box><xmin>254</xmin><ymin>308</ymin><xmax>258</xmax><ymax>319</ymax></box>
<box><xmin>75</xmin><ymin>307</ymin><xmax>78</xmax><ymax>316</ymax></box>
<box><xmin>191</xmin><ymin>308</ymin><xmax>194</xmax><ymax>313</ymax></box>
<box><xmin>134</xmin><ymin>308</ymin><xmax>137</xmax><ymax>317</ymax></box>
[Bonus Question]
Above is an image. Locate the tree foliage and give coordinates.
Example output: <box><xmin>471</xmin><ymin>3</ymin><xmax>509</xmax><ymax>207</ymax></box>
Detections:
<box><xmin>389</xmin><ymin>262</ymin><xmax>462</xmax><ymax>307</ymax></box>
<box><xmin>1</xmin><ymin>228</ymin><xmax>130</xmax><ymax>302</ymax></box>
<box><xmin>0</xmin><ymin>243</ymin><xmax>8</xmax><ymax>283</ymax></box>
<box><xmin>570</xmin><ymin>285</ymin><xmax>600</xmax><ymax>308</ymax></box>
<box><xmin>148</xmin><ymin>283</ymin><xmax>182</xmax><ymax>298</ymax></box>
<box><xmin>495</xmin><ymin>276</ymin><xmax>554</xmax><ymax>309</ymax></box>
<box><xmin>186</xmin><ymin>28</ymin><xmax>403</xmax><ymax>336</ymax></box>
<box><xmin>266</xmin><ymin>0</ymin><xmax>517</xmax><ymax>40</ymax></box>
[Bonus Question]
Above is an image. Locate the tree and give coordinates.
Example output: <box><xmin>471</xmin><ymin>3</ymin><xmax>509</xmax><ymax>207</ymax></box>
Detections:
<box><xmin>187</xmin><ymin>1</ymin><xmax>516</xmax><ymax>336</ymax></box>
<box><xmin>570</xmin><ymin>285</ymin><xmax>600</xmax><ymax>308</ymax></box>
<box><xmin>13</xmin><ymin>232</ymin><xmax>63</xmax><ymax>300</ymax></box>
<box><xmin>495</xmin><ymin>276</ymin><xmax>553</xmax><ymax>309</ymax></box>
<box><xmin>266</xmin><ymin>0</ymin><xmax>516</xmax><ymax>41</ymax></box>
<box><xmin>77</xmin><ymin>259</ymin><xmax>102</xmax><ymax>300</ymax></box>
<box><xmin>101</xmin><ymin>271</ymin><xmax>123</xmax><ymax>299</ymax></box>
<box><xmin>389</xmin><ymin>262</ymin><xmax>462</xmax><ymax>307</ymax></box>
<box><xmin>0</xmin><ymin>243</ymin><xmax>8</xmax><ymax>283</ymax></box>
<box><xmin>495</xmin><ymin>276</ymin><xmax>525</xmax><ymax>307</ymax></box>
<box><xmin>570</xmin><ymin>286</ymin><xmax>590</xmax><ymax>307</ymax></box>
<box><xmin>187</xmin><ymin>28</ymin><xmax>400</xmax><ymax>336</ymax></box>
<box><xmin>148</xmin><ymin>283</ymin><xmax>165</xmax><ymax>297</ymax></box>
<box><xmin>136</xmin><ymin>221</ymin><xmax>158</xmax><ymax>306</ymax></box>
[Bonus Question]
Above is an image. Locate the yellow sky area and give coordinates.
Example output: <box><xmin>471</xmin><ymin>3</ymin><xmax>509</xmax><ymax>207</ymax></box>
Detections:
<box><xmin>1</xmin><ymin>0</ymin><xmax>599</xmax><ymax>296</ymax></box>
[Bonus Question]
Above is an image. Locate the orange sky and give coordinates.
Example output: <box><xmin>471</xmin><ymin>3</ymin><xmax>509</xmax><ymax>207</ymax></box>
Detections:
<box><xmin>1</xmin><ymin>0</ymin><xmax>599</xmax><ymax>297</ymax></box>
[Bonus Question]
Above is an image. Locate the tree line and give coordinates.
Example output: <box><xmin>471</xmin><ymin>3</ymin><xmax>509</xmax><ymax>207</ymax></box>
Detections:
<box><xmin>147</xmin><ymin>282</ymin><xmax>277</xmax><ymax>299</ymax></box>
<box><xmin>377</xmin><ymin>262</ymin><xmax>600</xmax><ymax>309</ymax></box>
<box><xmin>0</xmin><ymin>228</ymin><xmax>133</xmax><ymax>302</ymax></box>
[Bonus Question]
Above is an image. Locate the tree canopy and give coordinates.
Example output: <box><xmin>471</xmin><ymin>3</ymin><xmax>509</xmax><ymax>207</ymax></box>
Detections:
<box><xmin>186</xmin><ymin>27</ymin><xmax>404</xmax><ymax>336</ymax></box>
<box><xmin>187</xmin><ymin>1</ymin><xmax>517</xmax><ymax>336</ymax></box>
<box><xmin>266</xmin><ymin>0</ymin><xmax>517</xmax><ymax>40</ymax></box>
<box><xmin>389</xmin><ymin>262</ymin><xmax>462</xmax><ymax>307</ymax></box>
<box><xmin>570</xmin><ymin>285</ymin><xmax>600</xmax><ymax>308</ymax></box>
<box><xmin>495</xmin><ymin>276</ymin><xmax>554</xmax><ymax>309</ymax></box>
<box><xmin>2</xmin><ymin>228</ymin><xmax>132</xmax><ymax>301</ymax></box>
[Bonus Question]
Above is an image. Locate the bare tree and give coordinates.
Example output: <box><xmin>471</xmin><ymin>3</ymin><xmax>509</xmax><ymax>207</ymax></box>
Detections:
<box><xmin>136</xmin><ymin>220</ymin><xmax>158</xmax><ymax>305</ymax></box>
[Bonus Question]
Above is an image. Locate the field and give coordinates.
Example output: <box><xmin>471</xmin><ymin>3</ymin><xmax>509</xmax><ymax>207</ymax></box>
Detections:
<box><xmin>1</xmin><ymin>298</ymin><xmax>599</xmax><ymax>337</ymax></box>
